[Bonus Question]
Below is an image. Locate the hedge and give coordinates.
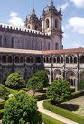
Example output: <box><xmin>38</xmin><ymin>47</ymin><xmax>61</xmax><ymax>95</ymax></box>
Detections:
<box><xmin>42</xmin><ymin>113</ymin><xmax>63</xmax><ymax>124</ymax></box>
<box><xmin>43</xmin><ymin>100</ymin><xmax>84</xmax><ymax>124</ymax></box>
<box><xmin>0</xmin><ymin>109</ymin><xmax>4</xmax><ymax>119</ymax></box>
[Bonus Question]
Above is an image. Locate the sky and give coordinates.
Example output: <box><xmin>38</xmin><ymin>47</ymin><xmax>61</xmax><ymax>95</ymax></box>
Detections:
<box><xmin>0</xmin><ymin>0</ymin><xmax>84</xmax><ymax>48</ymax></box>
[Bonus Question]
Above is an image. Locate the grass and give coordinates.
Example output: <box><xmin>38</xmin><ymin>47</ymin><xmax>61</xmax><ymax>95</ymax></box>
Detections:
<box><xmin>43</xmin><ymin>100</ymin><xmax>84</xmax><ymax>124</ymax></box>
<box><xmin>42</xmin><ymin>113</ymin><xmax>64</xmax><ymax>124</ymax></box>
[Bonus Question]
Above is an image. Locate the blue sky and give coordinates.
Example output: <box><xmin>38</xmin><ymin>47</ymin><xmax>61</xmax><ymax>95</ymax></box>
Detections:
<box><xmin>0</xmin><ymin>0</ymin><xmax>84</xmax><ymax>48</ymax></box>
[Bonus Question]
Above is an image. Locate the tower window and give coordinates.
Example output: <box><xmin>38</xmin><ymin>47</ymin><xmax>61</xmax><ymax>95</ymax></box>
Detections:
<box><xmin>28</xmin><ymin>25</ymin><xmax>30</xmax><ymax>29</ymax></box>
<box><xmin>46</xmin><ymin>19</ymin><xmax>49</xmax><ymax>28</ymax></box>
<box><xmin>55</xmin><ymin>43</ymin><xmax>58</xmax><ymax>50</ymax></box>
<box><xmin>55</xmin><ymin>19</ymin><xmax>58</xmax><ymax>28</ymax></box>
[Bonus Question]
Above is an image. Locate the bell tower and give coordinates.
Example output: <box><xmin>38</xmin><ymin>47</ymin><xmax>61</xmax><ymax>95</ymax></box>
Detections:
<box><xmin>42</xmin><ymin>0</ymin><xmax>63</xmax><ymax>49</ymax></box>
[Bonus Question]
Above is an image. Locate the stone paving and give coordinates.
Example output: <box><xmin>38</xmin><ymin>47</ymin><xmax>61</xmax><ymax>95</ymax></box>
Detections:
<box><xmin>37</xmin><ymin>100</ymin><xmax>78</xmax><ymax>124</ymax></box>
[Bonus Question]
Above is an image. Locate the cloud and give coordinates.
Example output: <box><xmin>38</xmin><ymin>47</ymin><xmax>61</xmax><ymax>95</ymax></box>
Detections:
<box><xmin>71</xmin><ymin>41</ymin><xmax>84</xmax><ymax>48</ymax></box>
<box><xmin>68</xmin><ymin>17</ymin><xmax>84</xmax><ymax>34</ymax></box>
<box><xmin>8</xmin><ymin>12</ymin><xmax>24</xmax><ymax>27</ymax></box>
<box><xmin>58</xmin><ymin>2</ymin><xmax>69</xmax><ymax>11</ymax></box>
<box><xmin>70</xmin><ymin>0</ymin><xmax>84</xmax><ymax>8</ymax></box>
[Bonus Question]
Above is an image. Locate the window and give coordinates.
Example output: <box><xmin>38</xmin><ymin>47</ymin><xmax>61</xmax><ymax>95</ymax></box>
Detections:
<box><xmin>28</xmin><ymin>25</ymin><xmax>30</xmax><ymax>29</ymax></box>
<box><xmin>55</xmin><ymin>19</ymin><xmax>58</xmax><ymax>28</ymax></box>
<box><xmin>55</xmin><ymin>43</ymin><xmax>58</xmax><ymax>50</ymax></box>
<box><xmin>0</xmin><ymin>35</ymin><xmax>2</xmax><ymax>47</ymax></box>
<box><xmin>11</xmin><ymin>37</ymin><xmax>14</xmax><ymax>48</ymax></box>
<box><xmin>48</xmin><ymin>42</ymin><xmax>50</xmax><ymax>50</ymax></box>
<box><xmin>46</xmin><ymin>19</ymin><xmax>49</xmax><ymax>28</ymax></box>
<box><xmin>8</xmin><ymin>56</ymin><xmax>12</xmax><ymax>63</ymax></box>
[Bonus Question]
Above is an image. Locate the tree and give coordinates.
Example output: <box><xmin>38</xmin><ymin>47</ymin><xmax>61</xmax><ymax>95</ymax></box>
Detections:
<box><xmin>5</xmin><ymin>72</ymin><xmax>25</xmax><ymax>89</ymax></box>
<box><xmin>3</xmin><ymin>91</ymin><xmax>42</xmax><ymax>124</ymax></box>
<box><xmin>47</xmin><ymin>80</ymin><xmax>71</xmax><ymax>104</ymax></box>
<box><xmin>33</xmin><ymin>70</ymin><xmax>49</xmax><ymax>87</ymax></box>
<box><xmin>26</xmin><ymin>76</ymin><xmax>43</xmax><ymax>96</ymax></box>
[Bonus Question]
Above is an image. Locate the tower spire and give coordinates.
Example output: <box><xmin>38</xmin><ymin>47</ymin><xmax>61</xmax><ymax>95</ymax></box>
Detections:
<box><xmin>32</xmin><ymin>0</ymin><xmax>35</xmax><ymax>15</ymax></box>
<box><xmin>50</xmin><ymin>0</ymin><xmax>53</xmax><ymax>6</ymax></box>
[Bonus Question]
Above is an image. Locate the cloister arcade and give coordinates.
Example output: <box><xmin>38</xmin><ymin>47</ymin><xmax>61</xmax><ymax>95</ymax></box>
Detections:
<box><xmin>0</xmin><ymin>51</ymin><xmax>84</xmax><ymax>91</ymax></box>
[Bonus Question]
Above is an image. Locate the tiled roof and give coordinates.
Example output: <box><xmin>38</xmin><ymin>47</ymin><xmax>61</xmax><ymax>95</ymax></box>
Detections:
<box><xmin>42</xmin><ymin>48</ymin><xmax>84</xmax><ymax>55</ymax></box>
<box><xmin>0</xmin><ymin>47</ymin><xmax>84</xmax><ymax>55</ymax></box>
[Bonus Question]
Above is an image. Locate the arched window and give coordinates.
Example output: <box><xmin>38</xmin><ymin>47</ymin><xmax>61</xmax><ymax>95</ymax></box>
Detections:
<box><xmin>57</xmin><ymin>56</ymin><xmax>60</xmax><ymax>63</ymax></box>
<box><xmin>20</xmin><ymin>57</ymin><xmax>24</xmax><ymax>63</ymax></box>
<box><xmin>2</xmin><ymin>56</ymin><xmax>6</xmax><ymax>63</ymax></box>
<box><xmin>8</xmin><ymin>56</ymin><xmax>12</xmax><ymax>63</ymax></box>
<box><xmin>15</xmin><ymin>56</ymin><xmax>19</xmax><ymax>63</ymax></box>
<box><xmin>46</xmin><ymin>19</ymin><xmax>49</xmax><ymax>28</ymax></box>
<box><xmin>55</xmin><ymin>43</ymin><xmax>58</xmax><ymax>50</ymax></box>
<box><xmin>66</xmin><ymin>57</ymin><xmax>69</xmax><ymax>63</ymax></box>
<box><xmin>53</xmin><ymin>57</ymin><xmax>56</xmax><ymax>63</ymax></box>
<box><xmin>74</xmin><ymin>57</ymin><xmax>77</xmax><ymax>63</ymax></box>
<box><xmin>36</xmin><ymin>57</ymin><xmax>41</xmax><ymax>63</ymax></box>
<box><xmin>28</xmin><ymin>25</ymin><xmax>30</xmax><ymax>29</ymax></box>
<box><xmin>26</xmin><ymin>57</ymin><xmax>31</xmax><ymax>63</ymax></box>
<box><xmin>55</xmin><ymin>19</ymin><xmax>58</xmax><ymax>28</ymax></box>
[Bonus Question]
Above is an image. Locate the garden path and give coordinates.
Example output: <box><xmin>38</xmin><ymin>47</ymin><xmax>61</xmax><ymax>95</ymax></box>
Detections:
<box><xmin>37</xmin><ymin>100</ymin><xmax>78</xmax><ymax>124</ymax></box>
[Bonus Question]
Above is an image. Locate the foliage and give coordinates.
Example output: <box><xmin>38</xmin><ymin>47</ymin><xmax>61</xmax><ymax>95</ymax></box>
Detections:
<box><xmin>3</xmin><ymin>90</ymin><xmax>42</xmax><ymax>124</ymax></box>
<box><xmin>0</xmin><ymin>101</ymin><xmax>5</xmax><ymax>109</ymax></box>
<box><xmin>43</xmin><ymin>100</ymin><xmax>84</xmax><ymax>124</ymax></box>
<box><xmin>0</xmin><ymin>85</ymin><xmax>10</xmax><ymax>100</ymax></box>
<box><xmin>42</xmin><ymin>113</ymin><xmax>63</xmax><ymax>124</ymax></box>
<box><xmin>79</xmin><ymin>80</ymin><xmax>84</xmax><ymax>90</ymax></box>
<box><xmin>0</xmin><ymin>84</ymin><xmax>18</xmax><ymax>100</ymax></box>
<box><xmin>5</xmin><ymin>72</ymin><xmax>25</xmax><ymax>89</ymax></box>
<box><xmin>26</xmin><ymin>76</ymin><xmax>43</xmax><ymax>96</ymax></box>
<box><xmin>33</xmin><ymin>70</ymin><xmax>49</xmax><ymax>87</ymax></box>
<box><xmin>47</xmin><ymin>80</ymin><xmax>71</xmax><ymax>104</ymax></box>
<box><xmin>0</xmin><ymin>109</ymin><xmax>4</xmax><ymax>119</ymax></box>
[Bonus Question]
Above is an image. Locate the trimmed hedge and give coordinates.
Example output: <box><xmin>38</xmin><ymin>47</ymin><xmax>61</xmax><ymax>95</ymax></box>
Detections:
<box><xmin>42</xmin><ymin>113</ymin><xmax>63</xmax><ymax>124</ymax></box>
<box><xmin>0</xmin><ymin>109</ymin><xmax>4</xmax><ymax>119</ymax></box>
<box><xmin>43</xmin><ymin>100</ymin><xmax>84</xmax><ymax>124</ymax></box>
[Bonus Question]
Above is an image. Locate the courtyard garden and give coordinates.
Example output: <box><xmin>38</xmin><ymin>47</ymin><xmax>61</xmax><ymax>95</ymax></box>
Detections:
<box><xmin>0</xmin><ymin>70</ymin><xmax>64</xmax><ymax>124</ymax></box>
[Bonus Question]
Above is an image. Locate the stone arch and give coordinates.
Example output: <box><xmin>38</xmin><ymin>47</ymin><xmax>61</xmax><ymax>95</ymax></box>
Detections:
<box><xmin>2</xmin><ymin>55</ymin><xmax>6</xmax><ymax>63</ymax></box>
<box><xmin>46</xmin><ymin>18</ymin><xmax>49</xmax><ymax>28</ymax></box>
<box><xmin>53</xmin><ymin>69</ymin><xmax>62</xmax><ymax>80</ymax></box>
<box><xmin>57</xmin><ymin>56</ymin><xmax>61</xmax><ymax>63</ymax></box>
<box><xmin>66</xmin><ymin>70</ymin><xmax>76</xmax><ymax>87</ymax></box>
<box><xmin>15</xmin><ymin>56</ymin><xmax>19</xmax><ymax>63</ymax></box>
<box><xmin>7</xmin><ymin>56</ymin><xmax>12</xmax><ymax>63</ymax></box>
<box><xmin>74</xmin><ymin>56</ymin><xmax>77</xmax><ymax>63</ymax></box>
<box><xmin>20</xmin><ymin>57</ymin><xmax>24</xmax><ymax>63</ymax></box>
<box><xmin>66</xmin><ymin>56</ymin><xmax>69</xmax><ymax>63</ymax></box>
<box><xmin>26</xmin><ymin>57</ymin><xmax>31</xmax><ymax>63</ymax></box>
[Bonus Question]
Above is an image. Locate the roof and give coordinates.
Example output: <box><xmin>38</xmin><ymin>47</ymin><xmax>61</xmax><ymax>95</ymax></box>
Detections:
<box><xmin>42</xmin><ymin>48</ymin><xmax>84</xmax><ymax>55</ymax></box>
<box><xmin>0</xmin><ymin>47</ymin><xmax>84</xmax><ymax>55</ymax></box>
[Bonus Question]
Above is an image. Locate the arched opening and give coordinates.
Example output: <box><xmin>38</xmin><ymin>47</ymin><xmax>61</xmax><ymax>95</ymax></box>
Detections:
<box><xmin>66</xmin><ymin>71</ymin><xmax>76</xmax><ymax>87</ymax></box>
<box><xmin>28</xmin><ymin>25</ymin><xmax>30</xmax><ymax>29</ymax></box>
<box><xmin>36</xmin><ymin>57</ymin><xmax>41</xmax><ymax>63</ymax></box>
<box><xmin>54</xmin><ymin>69</ymin><xmax>62</xmax><ymax>80</ymax></box>
<box><xmin>53</xmin><ymin>57</ymin><xmax>56</xmax><ymax>63</ymax></box>
<box><xmin>26</xmin><ymin>57</ymin><xmax>31</xmax><ymax>63</ymax></box>
<box><xmin>80</xmin><ymin>55</ymin><xmax>84</xmax><ymax>63</ymax></box>
<box><xmin>66</xmin><ymin>57</ymin><xmax>69</xmax><ymax>63</ymax></box>
<box><xmin>20</xmin><ymin>57</ymin><xmax>24</xmax><ymax>63</ymax></box>
<box><xmin>8</xmin><ymin>56</ymin><xmax>12</xmax><ymax>63</ymax></box>
<box><xmin>70</xmin><ymin>56</ymin><xmax>73</xmax><ymax>63</ymax></box>
<box><xmin>57</xmin><ymin>56</ymin><xmax>60</xmax><ymax>63</ymax></box>
<box><xmin>74</xmin><ymin>57</ymin><xmax>77</xmax><ymax>63</ymax></box>
<box><xmin>2</xmin><ymin>56</ymin><xmax>6</xmax><ymax>63</ymax></box>
<box><xmin>15</xmin><ymin>56</ymin><xmax>19</xmax><ymax>63</ymax></box>
<box><xmin>61</xmin><ymin>57</ymin><xmax>63</xmax><ymax>63</ymax></box>
<box><xmin>46</xmin><ymin>19</ymin><xmax>49</xmax><ymax>28</ymax></box>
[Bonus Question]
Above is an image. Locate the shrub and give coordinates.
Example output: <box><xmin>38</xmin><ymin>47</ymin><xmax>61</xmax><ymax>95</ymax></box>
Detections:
<box><xmin>43</xmin><ymin>100</ymin><xmax>84</xmax><ymax>124</ymax></box>
<box><xmin>5</xmin><ymin>72</ymin><xmax>25</xmax><ymax>89</ymax></box>
<box><xmin>47</xmin><ymin>80</ymin><xmax>71</xmax><ymax>104</ymax></box>
<box><xmin>33</xmin><ymin>70</ymin><xmax>49</xmax><ymax>87</ymax></box>
<box><xmin>3</xmin><ymin>91</ymin><xmax>42</xmax><ymax>124</ymax></box>
<box><xmin>0</xmin><ymin>84</ymin><xmax>10</xmax><ymax>100</ymax></box>
<box><xmin>0</xmin><ymin>109</ymin><xmax>4</xmax><ymax>119</ymax></box>
<box><xmin>26</xmin><ymin>76</ymin><xmax>43</xmax><ymax>96</ymax></box>
<box><xmin>0</xmin><ymin>101</ymin><xmax>5</xmax><ymax>109</ymax></box>
<box><xmin>79</xmin><ymin>80</ymin><xmax>84</xmax><ymax>90</ymax></box>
